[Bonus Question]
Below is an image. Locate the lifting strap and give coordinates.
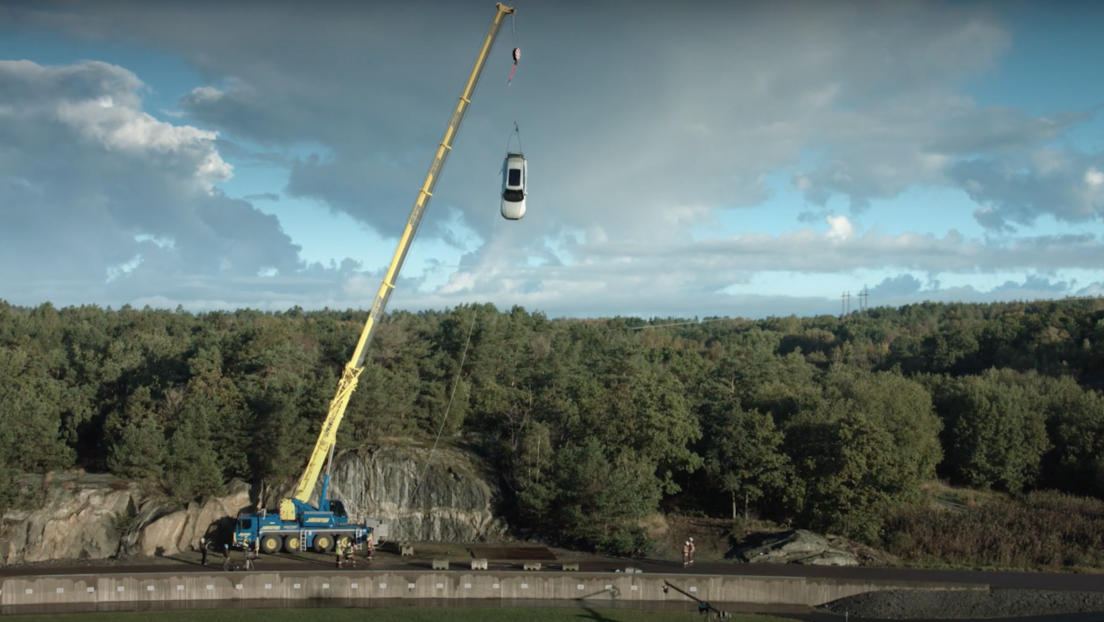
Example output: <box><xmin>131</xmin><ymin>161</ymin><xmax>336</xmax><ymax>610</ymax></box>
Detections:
<box><xmin>504</xmin><ymin>121</ymin><xmax>523</xmax><ymax>156</ymax></box>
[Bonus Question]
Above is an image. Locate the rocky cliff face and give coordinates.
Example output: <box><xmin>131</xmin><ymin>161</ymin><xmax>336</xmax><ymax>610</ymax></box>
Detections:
<box><xmin>124</xmin><ymin>480</ymin><xmax>252</xmax><ymax>557</ymax></box>
<box><xmin>344</xmin><ymin>444</ymin><xmax>505</xmax><ymax>542</ymax></box>
<box><xmin>1</xmin><ymin>444</ymin><xmax>504</xmax><ymax>564</ymax></box>
<box><xmin>272</xmin><ymin>444</ymin><xmax>506</xmax><ymax>543</ymax></box>
<box><xmin>0</xmin><ymin>472</ymin><xmax>139</xmax><ymax>564</ymax></box>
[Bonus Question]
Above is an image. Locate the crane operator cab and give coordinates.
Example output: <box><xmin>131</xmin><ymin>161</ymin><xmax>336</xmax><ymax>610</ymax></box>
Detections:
<box><xmin>501</xmin><ymin>152</ymin><xmax>527</xmax><ymax>220</ymax></box>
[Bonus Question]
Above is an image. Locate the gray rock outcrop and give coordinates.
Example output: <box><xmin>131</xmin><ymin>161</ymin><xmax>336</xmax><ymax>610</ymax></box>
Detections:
<box><xmin>0</xmin><ymin>472</ymin><xmax>139</xmax><ymax>564</ymax></box>
<box><xmin>738</xmin><ymin>529</ymin><xmax>859</xmax><ymax>566</ymax></box>
<box><xmin>127</xmin><ymin>480</ymin><xmax>252</xmax><ymax>557</ymax></box>
<box><xmin>265</xmin><ymin>445</ymin><xmax>506</xmax><ymax>543</ymax></box>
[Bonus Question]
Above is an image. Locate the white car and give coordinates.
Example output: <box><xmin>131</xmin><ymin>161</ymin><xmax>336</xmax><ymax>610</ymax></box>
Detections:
<box><xmin>501</xmin><ymin>152</ymin><xmax>526</xmax><ymax>220</ymax></box>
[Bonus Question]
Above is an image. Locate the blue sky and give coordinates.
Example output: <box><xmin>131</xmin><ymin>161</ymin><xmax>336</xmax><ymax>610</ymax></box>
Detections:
<box><xmin>1</xmin><ymin>0</ymin><xmax>1102</xmax><ymax>319</ymax></box>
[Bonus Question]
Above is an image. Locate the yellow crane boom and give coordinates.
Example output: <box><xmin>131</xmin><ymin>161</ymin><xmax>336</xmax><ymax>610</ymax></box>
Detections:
<box><xmin>280</xmin><ymin>2</ymin><xmax>517</xmax><ymax>521</ymax></box>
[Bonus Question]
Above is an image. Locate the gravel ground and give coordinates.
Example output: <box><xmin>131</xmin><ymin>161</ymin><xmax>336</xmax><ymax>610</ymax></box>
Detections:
<box><xmin>0</xmin><ymin>555</ymin><xmax>172</xmax><ymax>571</ymax></box>
<box><xmin>823</xmin><ymin>588</ymin><xmax>1104</xmax><ymax>619</ymax></box>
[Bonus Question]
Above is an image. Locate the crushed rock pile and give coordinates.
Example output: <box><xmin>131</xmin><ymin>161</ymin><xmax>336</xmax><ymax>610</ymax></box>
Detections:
<box><xmin>824</xmin><ymin>588</ymin><xmax>1104</xmax><ymax>619</ymax></box>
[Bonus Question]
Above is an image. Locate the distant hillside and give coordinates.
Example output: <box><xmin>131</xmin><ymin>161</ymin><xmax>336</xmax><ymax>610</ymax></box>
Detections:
<box><xmin>2</xmin><ymin>297</ymin><xmax>1103</xmax><ymax>554</ymax></box>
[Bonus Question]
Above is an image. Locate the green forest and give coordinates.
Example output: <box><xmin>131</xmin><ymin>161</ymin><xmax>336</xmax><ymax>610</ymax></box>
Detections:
<box><xmin>3</xmin><ymin>297</ymin><xmax>1104</xmax><ymax>562</ymax></box>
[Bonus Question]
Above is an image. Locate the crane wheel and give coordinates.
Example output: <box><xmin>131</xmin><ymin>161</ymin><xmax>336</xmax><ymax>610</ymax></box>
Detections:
<box><xmin>261</xmin><ymin>535</ymin><xmax>281</xmax><ymax>554</ymax></box>
<box><xmin>283</xmin><ymin>534</ymin><xmax>301</xmax><ymax>553</ymax></box>
<box><xmin>313</xmin><ymin>533</ymin><xmax>334</xmax><ymax>553</ymax></box>
<box><xmin>337</xmin><ymin>535</ymin><xmax>352</xmax><ymax>551</ymax></box>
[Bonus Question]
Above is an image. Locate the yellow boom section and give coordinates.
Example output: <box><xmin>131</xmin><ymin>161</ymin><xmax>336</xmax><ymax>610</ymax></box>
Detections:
<box><xmin>284</xmin><ymin>3</ymin><xmax>517</xmax><ymax>514</ymax></box>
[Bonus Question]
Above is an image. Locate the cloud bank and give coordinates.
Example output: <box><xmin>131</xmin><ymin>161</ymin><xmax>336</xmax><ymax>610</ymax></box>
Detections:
<box><xmin>1</xmin><ymin>1</ymin><xmax>1102</xmax><ymax>318</ymax></box>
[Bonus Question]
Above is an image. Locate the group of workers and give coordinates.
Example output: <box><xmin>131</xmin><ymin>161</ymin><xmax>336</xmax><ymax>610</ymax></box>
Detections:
<box><xmin>336</xmin><ymin>536</ymin><xmax>374</xmax><ymax>568</ymax></box>
<box><xmin>682</xmin><ymin>537</ymin><xmax>696</xmax><ymax>566</ymax></box>
<box><xmin>197</xmin><ymin>534</ymin><xmax>375</xmax><ymax>570</ymax></box>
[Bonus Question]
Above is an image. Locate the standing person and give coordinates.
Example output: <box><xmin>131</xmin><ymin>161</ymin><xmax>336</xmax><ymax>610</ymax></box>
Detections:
<box><xmin>251</xmin><ymin>538</ymin><xmax>260</xmax><ymax>562</ymax></box>
<box><xmin>688</xmin><ymin>538</ymin><xmax>696</xmax><ymax>566</ymax></box>
<box><xmin>682</xmin><ymin>541</ymin><xmax>689</xmax><ymax>567</ymax></box>
<box><xmin>342</xmin><ymin>541</ymin><xmax>351</xmax><ymax>568</ymax></box>
<box><xmin>335</xmin><ymin>542</ymin><xmax>343</xmax><ymax>569</ymax></box>
<box><xmin>366</xmin><ymin>535</ymin><xmax>374</xmax><ymax>565</ymax></box>
<box><xmin>348</xmin><ymin>541</ymin><xmax>357</xmax><ymax>568</ymax></box>
<box><xmin>223</xmin><ymin>544</ymin><xmax>231</xmax><ymax>571</ymax></box>
<box><xmin>200</xmin><ymin>536</ymin><xmax>208</xmax><ymax>566</ymax></box>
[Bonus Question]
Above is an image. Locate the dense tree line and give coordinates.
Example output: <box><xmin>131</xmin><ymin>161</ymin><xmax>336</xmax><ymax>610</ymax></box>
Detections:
<box><xmin>2</xmin><ymin>297</ymin><xmax>1103</xmax><ymax>554</ymax></box>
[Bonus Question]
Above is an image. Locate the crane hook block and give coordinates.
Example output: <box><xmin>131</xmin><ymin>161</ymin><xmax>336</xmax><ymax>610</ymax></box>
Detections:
<box><xmin>509</xmin><ymin>48</ymin><xmax>520</xmax><ymax>84</ymax></box>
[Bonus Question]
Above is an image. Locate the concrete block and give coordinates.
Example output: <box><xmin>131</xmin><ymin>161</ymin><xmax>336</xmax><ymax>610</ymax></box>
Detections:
<box><xmin>523</xmin><ymin>562</ymin><xmax>541</xmax><ymax>571</ymax></box>
<box><xmin>401</xmin><ymin>546</ymin><xmax>415</xmax><ymax>556</ymax></box>
<box><xmin>561</xmin><ymin>564</ymin><xmax>579</xmax><ymax>571</ymax></box>
<box><xmin>432</xmin><ymin>559</ymin><xmax>449</xmax><ymax>570</ymax></box>
<box><xmin>471</xmin><ymin>559</ymin><xmax>488</xmax><ymax>570</ymax></box>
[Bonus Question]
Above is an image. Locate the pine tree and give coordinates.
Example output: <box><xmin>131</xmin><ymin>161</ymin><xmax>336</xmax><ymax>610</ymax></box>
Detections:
<box><xmin>107</xmin><ymin>414</ymin><xmax>167</xmax><ymax>482</ymax></box>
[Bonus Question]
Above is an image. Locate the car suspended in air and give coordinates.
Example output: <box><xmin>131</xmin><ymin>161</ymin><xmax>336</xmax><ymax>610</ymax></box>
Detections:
<box><xmin>501</xmin><ymin>152</ymin><xmax>527</xmax><ymax>220</ymax></box>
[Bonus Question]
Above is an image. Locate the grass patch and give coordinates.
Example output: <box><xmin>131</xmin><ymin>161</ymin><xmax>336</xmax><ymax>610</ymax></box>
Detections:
<box><xmin>0</xmin><ymin>607</ymin><xmax>789</xmax><ymax>622</ymax></box>
<box><xmin>920</xmin><ymin>480</ymin><xmax>1004</xmax><ymax>508</ymax></box>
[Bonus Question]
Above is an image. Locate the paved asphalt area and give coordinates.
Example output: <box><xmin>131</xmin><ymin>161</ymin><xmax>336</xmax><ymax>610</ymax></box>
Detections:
<box><xmin>3</xmin><ymin>551</ymin><xmax>1104</xmax><ymax>593</ymax></box>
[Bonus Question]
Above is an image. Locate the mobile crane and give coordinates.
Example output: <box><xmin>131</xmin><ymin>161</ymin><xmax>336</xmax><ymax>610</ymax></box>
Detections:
<box><xmin>233</xmin><ymin>2</ymin><xmax>517</xmax><ymax>555</ymax></box>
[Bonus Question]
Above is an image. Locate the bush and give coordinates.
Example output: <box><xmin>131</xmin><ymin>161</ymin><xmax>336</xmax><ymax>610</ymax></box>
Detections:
<box><xmin>883</xmin><ymin>491</ymin><xmax>1104</xmax><ymax>569</ymax></box>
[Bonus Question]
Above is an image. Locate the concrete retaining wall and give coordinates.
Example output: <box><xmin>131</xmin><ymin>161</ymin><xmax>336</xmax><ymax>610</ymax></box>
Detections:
<box><xmin>0</xmin><ymin>571</ymin><xmax>984</xmax><ymax>610</ymax></box>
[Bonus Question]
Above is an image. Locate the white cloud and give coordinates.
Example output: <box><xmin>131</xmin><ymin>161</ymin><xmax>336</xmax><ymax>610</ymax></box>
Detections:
<box><xmin>0</xmin><ymin>59</ymin><xmax>310</xmax><ymax>306</ymax></box>
<box><xmin>134</xmin><ymin>234</ymin><xmax>175</xmax><ymax>249</ymax></box>
<box><xmin>825</xmin><ymin>215</ymin><xmax>855</xmax><ymax>242</ymax></box>
<box><xmin>1077</xmin><ymin>282</ymin><xmax>1104</xmax><ymax>297</ymax></box>
<box><xmin>356</xmin><ymin>221</ymin><xmax>1104</xmax><ymax>319</ymax></box>
<box><xmin>1087</xmin><ymin>168</ymin><xmax>1104</xmax><ymax>187</ymax></box>
<box><xmin>106</xmin><ymin>254</ymin><xmax>143</xmax><ymax>283</ymax></box>
<box><xmin>952</xmin><ymin>149</ymin><xmax>1104</xmax><ymax>229</ymax></box>
<box><xmin>54</xmin><ymin>94</ymin><xmax>232</xmax><ymax>188</ymax></box>
<box><xmin>438</xmin><ymin>271</ymin><xmax>476</xmax><ymax>296</ymax></box>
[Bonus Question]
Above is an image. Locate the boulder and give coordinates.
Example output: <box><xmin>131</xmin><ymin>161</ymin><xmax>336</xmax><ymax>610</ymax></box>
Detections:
<box><xmin>738</xmin><ymin>529</ymin><xmax>859</xmax><ymax>566</ymax></box>
<box><xmin>0</xmin><ymin>472</ymin><xmax>140</xmax><ymax>564</ymax></box>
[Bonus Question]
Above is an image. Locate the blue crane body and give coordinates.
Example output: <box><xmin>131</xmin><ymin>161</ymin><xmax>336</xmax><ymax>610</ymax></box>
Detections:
<box><xmin>234</xmin><ymin>470</ymin><xmax>383</xmax><ymax>554</ymax></box>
